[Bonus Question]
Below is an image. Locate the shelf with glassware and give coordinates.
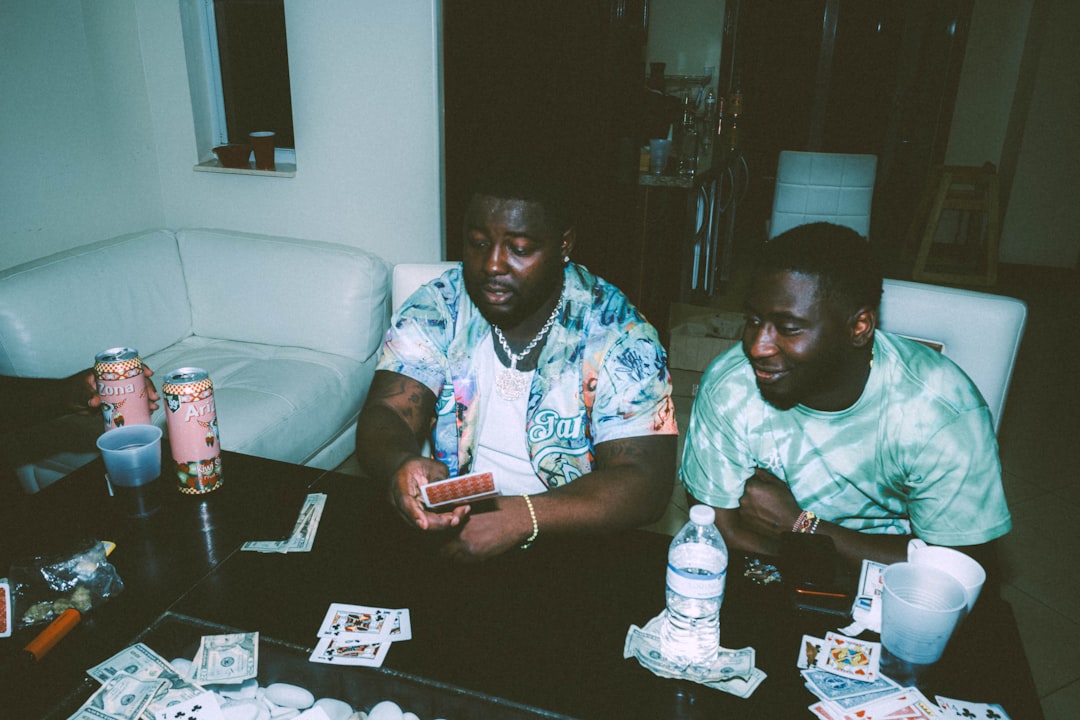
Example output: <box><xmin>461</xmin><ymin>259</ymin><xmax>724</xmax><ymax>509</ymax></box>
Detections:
<box><xmin>631</xmin><ymin>142</ymin><xmax>747</xmax><ymax>344</ymax></box>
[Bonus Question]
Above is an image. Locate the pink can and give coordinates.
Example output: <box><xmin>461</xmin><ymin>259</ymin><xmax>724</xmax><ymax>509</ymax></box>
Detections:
<box><xmin>162</xmin><ymin>367</ymin><xmax>223</xmax><ymax>494</ymax></box>
<box><xmin>94</xmin><ymin>347</ymin><xmax>153</xmax><ymax>431</ymax></box>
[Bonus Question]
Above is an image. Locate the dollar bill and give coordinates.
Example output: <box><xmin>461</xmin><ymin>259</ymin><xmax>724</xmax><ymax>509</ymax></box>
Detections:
<box><xmin>239</xmin><ymin>539</ymin><xmax>289</xmax><ymax>553</ymax></box>
<box><xmin>193</xmin><ymin>631</ymin><xmax>259</xmax><ymax>684</ymax></box>
<box><xmin>85</xmin><ymin>642</ymin><xmax>206</xmax><ymax>719</ymax></box>
<box><xmin>66</xmin><ymin>707</ymin><xmax>117</xmax><ymax>720</ymax></box>
<box><xmin>282</xmin><ymin>493</ymin><xmax>326</xmax><ymax>552</ymax></box>
<box><xmin>623</xmin><ymin>618</ymin><xmax>763</xmax><ymax>697</ymax></box>
<box><xmin>87</xmin><ymin>643</ymin><xmax>173</xmax><ymax>684</ymax></box>
<box><xmin>78</xmin><ymin>672</ymin><xmax>166</xmax><ymax>720</ymax></box>
<box><xmin>242</xmin><ymin>493</ymin><xmax>326</xmax><ymax>553</ymax></box>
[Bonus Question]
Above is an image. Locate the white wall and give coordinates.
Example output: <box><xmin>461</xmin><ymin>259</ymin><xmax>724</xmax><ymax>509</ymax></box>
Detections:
<box><xmin>0</xmin><ymin>0</ymin><xmax>444</xmax><ymax>271</ymax></box>
<box><xmin>947</xmin><ymin>0</ymin><xmax>1079</xmax><ymax>268</ymax></box>
<box><xmin>997</xmin><ymin>0</ymin><xmax>1080</xmax><ymax>267</ymax></box>
<box><xmin>945</xmin><ymin>1</ymin><xmax>1030</xmax><ymax>168</ymax></box>
<box><xmin>646</xmin><ymin>0</ymin><xmax>725</xmax><ymax>83</ymax></box>
<box><xmin>0</xmin><ymin>0</ymin><xmax>166</xmax><ymax>268</ymax></box>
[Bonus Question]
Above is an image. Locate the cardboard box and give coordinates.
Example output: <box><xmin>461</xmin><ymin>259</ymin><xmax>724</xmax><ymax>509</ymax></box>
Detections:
<box><xmin>670</xmin><ymin>368</ymin><xmax>703</xmax><ymax>399</ymax></box>
<box><xmin>668</xmin><ymin>307</ymin><xmax>745</xmax><ymax>373</ymax></box>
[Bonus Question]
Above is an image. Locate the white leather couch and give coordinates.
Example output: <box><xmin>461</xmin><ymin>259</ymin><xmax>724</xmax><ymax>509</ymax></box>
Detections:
<box><xmin>0</xmin><ymin>228</ymin><xmax>390</xmax><ymax>493</ymax></box>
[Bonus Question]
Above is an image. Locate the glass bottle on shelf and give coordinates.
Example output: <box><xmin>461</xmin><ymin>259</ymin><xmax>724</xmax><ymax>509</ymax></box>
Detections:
<box><xmin>675</xmin><ymin>94</ymin><xmax>699</xmax><ymax>177</ymax></box>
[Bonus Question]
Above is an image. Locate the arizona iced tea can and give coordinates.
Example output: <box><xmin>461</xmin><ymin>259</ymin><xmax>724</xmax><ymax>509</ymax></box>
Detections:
<box><xmin>162</xmin><ymin>367</ymin><xmax>223</xmax><ymax>494</ymax></box>
<box><xmin>94</xmin><ymin>347</ymin><xmax>153</xmax><ymax>431</ymax></box>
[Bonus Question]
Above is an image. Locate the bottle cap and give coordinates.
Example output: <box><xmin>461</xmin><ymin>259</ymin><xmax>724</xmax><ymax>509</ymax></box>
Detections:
<box><xmin>690</xmin><ymin>505</ymin><xmax>716</xmax><ymax>525</ymax></box>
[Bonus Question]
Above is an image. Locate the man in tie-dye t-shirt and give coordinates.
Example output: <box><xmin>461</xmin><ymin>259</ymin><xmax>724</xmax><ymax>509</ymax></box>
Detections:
<box><xmin>681</xmin><ymin>223</ymin><xmax>1011</xmax><ymax>575</ymax></box>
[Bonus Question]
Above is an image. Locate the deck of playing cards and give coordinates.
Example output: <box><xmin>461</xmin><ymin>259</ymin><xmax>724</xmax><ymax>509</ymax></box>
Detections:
<box><xmin>420</xmin><ymin>471</ymin><xmax>499</xmax><ymax>508</ymax></box>
<box><xmin>797</xmin><ymin>633</ymin><xmax>1014</xmax><ymax>719</ymax></box>
<box><xmin>310</xmin><ymin>602</ymin><xmax>411</xmax><ymax>668</ymax></box>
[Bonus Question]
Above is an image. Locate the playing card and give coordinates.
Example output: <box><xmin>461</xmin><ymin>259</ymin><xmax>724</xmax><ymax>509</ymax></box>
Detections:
<box><xmin>843</xmin><ymin>688</ymin><xmax>942</xmax><ymax>720</ymax></box>
<box><xmin>798</xmin><ymin>634</ymin><xmax>828</xmax><ymax>669</ymax></box>
<box><xmin>821</xmin><ymin>631</ymin><xmax>880</xmax><ymax>682</ymax></box>
<box><xmin>316</xmin><ymin>603</ymin><xmax>412</xmax><ymax>642</ymax></box>
<box><xmin>859</xmin><ymin>560</ymin><xmax>887</xmax><ymax>598</ymax></box>
<box><xmin>420</xmin><ymin>471</ymin><xmax>499</xmax><ymax>508</ymax></box>
<box><xmin>802</xmin><ymin>668</ymin><xmax>898</xmax><ymax>701</ymax></box>
<box><xmin>0</xmin><ymin>579</ymin><xmax>10</xmax><ymax>638</ymax></box>
<box><xmin>935</xmin><ymin>696</ymin><xmax>1013</xmax><ymax>719</ymax></box>
<box><xmin>309</xmin><ymin>635</ymin><xmax>391</xmax><ymax>667</ymax></box>
<box><xmin>153</xmin><ymin>690</ymin><xmax>225</xmax><ymax>720</ymax></box>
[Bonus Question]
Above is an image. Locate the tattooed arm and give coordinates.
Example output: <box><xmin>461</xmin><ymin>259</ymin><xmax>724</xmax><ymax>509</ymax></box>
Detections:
<box><xmin>355</xmin><ymin>370</ymin><xmax>468</xmax><ymax>531</ymax></box>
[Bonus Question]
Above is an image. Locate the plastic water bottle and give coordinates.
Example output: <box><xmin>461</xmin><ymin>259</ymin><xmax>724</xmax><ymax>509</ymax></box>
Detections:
<box><xmin>659</xmin><ymin>505</ymin><xmax>728</xmax><ymax>669</ymax></box>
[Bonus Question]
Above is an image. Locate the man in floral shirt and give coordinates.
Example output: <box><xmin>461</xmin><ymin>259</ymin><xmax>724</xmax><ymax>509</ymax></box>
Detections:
<box><xmin>356</xmin><ymin>159</ymin><xmax>677</xmax><ymax>561</ymax></box>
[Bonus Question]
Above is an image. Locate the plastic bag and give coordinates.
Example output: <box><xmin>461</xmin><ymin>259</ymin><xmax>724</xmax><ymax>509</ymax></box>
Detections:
<box><xmin>8</xmin><ymin>538</ymin><xmax>124</xmax><ymax>630</ymax></box>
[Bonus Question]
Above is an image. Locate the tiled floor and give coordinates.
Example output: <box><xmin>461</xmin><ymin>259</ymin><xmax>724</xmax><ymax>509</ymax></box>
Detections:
<box><xmin>335</xmin><ymin>260</ymin><xmax>1080</xmax><ymax>719</ymax></box>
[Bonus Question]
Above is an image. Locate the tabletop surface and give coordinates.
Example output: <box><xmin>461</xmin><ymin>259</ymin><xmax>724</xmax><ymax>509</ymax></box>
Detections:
<box><xmin>0</xmin><ymin>452</ymin><xmax>1044</xmax><ymax>719</ymax></box>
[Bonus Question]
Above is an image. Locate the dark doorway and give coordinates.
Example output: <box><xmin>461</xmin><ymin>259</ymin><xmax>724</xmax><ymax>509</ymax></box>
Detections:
<box><xmin>442</xmin><ymin>0</ymin><xmax>648</xmax><ymax>294</ymax></box>
<box><xmin>722</xmin><ymin>0</ymin><xmax>973</xmax><ymax>261</ymax></box>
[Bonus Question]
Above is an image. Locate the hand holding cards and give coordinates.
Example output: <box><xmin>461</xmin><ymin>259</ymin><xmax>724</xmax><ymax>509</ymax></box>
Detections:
<box><xmin>420</xmin><ymin>471</ymin><xmax>500</xmax><ymax>508</ymax></box>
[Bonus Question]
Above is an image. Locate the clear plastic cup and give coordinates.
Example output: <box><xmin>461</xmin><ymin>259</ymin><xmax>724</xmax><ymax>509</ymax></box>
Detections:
<box><xmin>650</xmin><ymin>139</ymin><xmax>672</xmax><ymax>175</ymax></box>
<box><xmin>96</xmin><ymin>424</ymin><xmax>162</xmax><ymax>487</ymax></box>
<box><xmin>881</xmin><ymin>562</ymin><xmax>966</xmax><ymax>665</ymax></box>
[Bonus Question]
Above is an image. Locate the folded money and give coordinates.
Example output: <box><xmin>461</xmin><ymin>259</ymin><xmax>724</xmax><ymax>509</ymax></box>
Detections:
<box><xmin>623</xmin><ymin>613</ymin><xmax>766</xmax><ymax>698</ymax></box>
<box><xmin>242</xmin><ymin>493</ymin><xmax>326</xmax><ymax>554</ymax></box>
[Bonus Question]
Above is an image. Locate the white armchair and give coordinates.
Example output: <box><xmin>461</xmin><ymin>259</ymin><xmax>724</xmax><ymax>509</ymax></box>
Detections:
<box><xmin>879</xmin><ymin>278</ymin><xmax>1027</xmax><ymax>433</ymax></box>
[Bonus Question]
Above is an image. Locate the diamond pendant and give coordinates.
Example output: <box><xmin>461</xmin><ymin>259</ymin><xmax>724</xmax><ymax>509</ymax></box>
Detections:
<box><xmin>495</xmin><ymin>365</ymin><xmax>529</xmax><ymax>401</ymax></box>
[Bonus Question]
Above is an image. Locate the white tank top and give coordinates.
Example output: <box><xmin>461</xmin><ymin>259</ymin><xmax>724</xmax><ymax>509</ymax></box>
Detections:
<box><xmin>472</xmin><ymin>333</ymin><xmax>547</xmax><ymax>495</ymax></box>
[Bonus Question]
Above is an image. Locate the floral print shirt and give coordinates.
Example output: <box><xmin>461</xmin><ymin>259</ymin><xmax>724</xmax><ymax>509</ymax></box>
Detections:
<box><xmin>377</xmin><ymin>263</ymin><xmax>678</xmax><ymax>488</ymax></box>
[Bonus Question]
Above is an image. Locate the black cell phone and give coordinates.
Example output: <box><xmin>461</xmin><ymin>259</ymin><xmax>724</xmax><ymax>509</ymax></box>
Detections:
<box><xmin>777</xmin><ymin>531</ymin><xmax>839</xmax><ymax>587</ymax></box>
<box><xmin>777</xmin><ymin>532</ymin><xmax>853</xmax><ymax>618</ymax></box>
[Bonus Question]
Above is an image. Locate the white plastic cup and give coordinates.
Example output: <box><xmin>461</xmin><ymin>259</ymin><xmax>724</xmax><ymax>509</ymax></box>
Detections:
<box><xmin>881</xmin><ymin>562</ymin><xmax>966</xmax><ymax>665</ymax></box>
<box><xmin>650</xmin><ymin>138</ymin><xmax>672</xmax><ymax>175</ymax></box>
<box><xmin>907</xmin><ymin>540</ymin><xmax>986</xmax><ymax>613</ymax></box>
<box><xmin>96</xmin><ymin>424</ymin><xmax>162</xmax><ymax>487</ymax></box>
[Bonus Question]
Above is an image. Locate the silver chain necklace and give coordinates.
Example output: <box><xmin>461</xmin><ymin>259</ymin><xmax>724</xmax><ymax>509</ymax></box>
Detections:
<box><xmin>492</xmin><ymin>292</ymin><xmax>565</xmax><ymax>401</ymax></box>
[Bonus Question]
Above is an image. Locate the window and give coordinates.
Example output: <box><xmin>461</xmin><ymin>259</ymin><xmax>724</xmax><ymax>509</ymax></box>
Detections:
<box><xmin>201</xmin><ymin>0</ymin><xmax>295</xmax><ymax>164</ymax></box>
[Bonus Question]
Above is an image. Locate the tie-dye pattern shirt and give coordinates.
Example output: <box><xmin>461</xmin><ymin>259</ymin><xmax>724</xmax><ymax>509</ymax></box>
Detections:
<box><xmin>377</xmin><ymin>263</ymin><xmax>678</xmax><ymax>489</ymax></box>
<box><xmin>680</xmin><ymin>331</ymin><xmax>1011</xmax><ymax>547</ymax></box>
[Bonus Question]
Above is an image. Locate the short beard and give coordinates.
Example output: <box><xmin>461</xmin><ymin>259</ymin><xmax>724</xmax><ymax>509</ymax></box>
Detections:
<box><xmin>757</xmin><ymin>384</ymin><xmax>799</xmax><ymax>411</ymax></box>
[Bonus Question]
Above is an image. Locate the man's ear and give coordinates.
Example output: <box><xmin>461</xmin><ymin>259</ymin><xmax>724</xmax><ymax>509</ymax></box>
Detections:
<box><xmin>849</xmin><ymin>307</ymin><xmax>877</xmax><ymax>349</ymax></box>
<box><xmin>561</xmin><ymin>226</ymin><xmax>577</xmax><ymax>258</ymax></box>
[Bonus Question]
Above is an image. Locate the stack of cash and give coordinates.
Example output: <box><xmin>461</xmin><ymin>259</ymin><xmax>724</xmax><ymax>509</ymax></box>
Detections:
<box><xmin>623</xmin><ymin>614</ymin><xmax>767</xmax><ymax>699</ymax></box>
<box><xmin>69</xmin><ymin>631</ymin><xmax>260</xmax><ymax>719</ymax></box>
<box><xmin>69</xmin><ymin>643</ymin><xmax>205</xmax><ymax>720</ymax></box>
<box><xmin>242</xmin><ymin>493</ymin><xmax>326</xmax><ymax>553</ymax></box>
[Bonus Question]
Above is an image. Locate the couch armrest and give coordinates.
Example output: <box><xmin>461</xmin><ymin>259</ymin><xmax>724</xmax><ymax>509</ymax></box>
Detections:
<box><xmin>176</xmin><ymin>229</ymin><xmax>390</xmax><ymax>363</ymax></box>
<box><xmin>0</xmin><ymin>230</ymin><xmax>191</xmax><ymax>377</ymax></box>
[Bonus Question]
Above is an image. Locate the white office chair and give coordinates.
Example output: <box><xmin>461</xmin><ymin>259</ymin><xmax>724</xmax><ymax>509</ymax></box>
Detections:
<box><xmin>879</xmin><ymin>278</ymin><xmax>1027</xmax><ymax>434</ymax></box>
<box><xmin>769</xmin><ymin>151</ymin><xmax>878</xmax><ymax>239</ymax></box>
<box><xmin>391</xmin><ymin>262</ymin><xmax>457</xmax><ymax>311</ymax></box>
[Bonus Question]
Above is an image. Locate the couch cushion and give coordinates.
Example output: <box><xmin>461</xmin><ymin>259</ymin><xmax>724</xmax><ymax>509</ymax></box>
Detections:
<box><xmin>145</xmin><ymin>336</ymin><xmax>374</xmax><ymax>466</ymax></box>
<box><xmin>0</xmin><ymin>230</ymin><xmax>192</xmax><ymax>377</ymax></box>
<box><xmin>175</xmin><ymin>229</ymin><xmax>389</xmax><ymax>364</ymax></box>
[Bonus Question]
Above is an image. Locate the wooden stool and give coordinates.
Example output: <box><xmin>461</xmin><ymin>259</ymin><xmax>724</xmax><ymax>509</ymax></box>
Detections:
<box><xmin>909</xmin><ymin>163</ymin><xmax>1000</xmax><ymax>286</ymax></box>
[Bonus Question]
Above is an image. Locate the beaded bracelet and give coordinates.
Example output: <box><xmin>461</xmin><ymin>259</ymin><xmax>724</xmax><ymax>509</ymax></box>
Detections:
<box><xmin>520</xmin><ymin>494</ymin><xmax>539</xmax><ymax>551</ymax></box>
<box><xmin>792</xmin><ymin>509</ymin><xmax>820</xmax><ymax>534</ymax></box>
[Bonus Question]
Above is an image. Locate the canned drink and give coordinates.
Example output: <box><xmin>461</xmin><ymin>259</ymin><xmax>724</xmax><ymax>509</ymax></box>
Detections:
<box><xmin>162</xmin><ymin>367</ymin><xmax>223</xmax><ymax>494</ymax></box>
<box><xmin>94</xmin><ymin>347</ymin><xmax>153</xmax><ymax>431</ymax></box>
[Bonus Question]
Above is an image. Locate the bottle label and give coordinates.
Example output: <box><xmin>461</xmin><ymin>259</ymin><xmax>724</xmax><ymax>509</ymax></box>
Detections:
<box><xmin>666</xmin><ymin>544</ymin><xmax>727</xmax><ymax>599</ymax></box>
